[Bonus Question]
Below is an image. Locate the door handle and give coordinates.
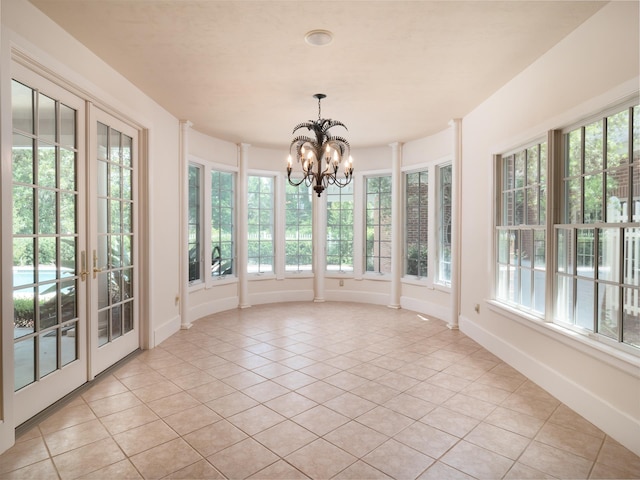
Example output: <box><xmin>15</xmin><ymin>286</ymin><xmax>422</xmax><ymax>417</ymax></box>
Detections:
<box><xmin>93</xmin><ymin>250</ymin><xmax>103</xmax><ymax>278</ymax></box>
<box><xmin>80</xmin><ymin>251</ymin><xmax>89</xmax><ymax>282</ymax></box>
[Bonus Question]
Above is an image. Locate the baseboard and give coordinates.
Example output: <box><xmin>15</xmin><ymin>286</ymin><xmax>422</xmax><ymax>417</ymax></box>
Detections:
<box><xmin>154</xmin><ymin>314</ymin><xmax>181</xmax><ymax>346</ymax></box>
<box><xmin>459</xmin><ymin>315</ymin><xmax>640</xmax><ymax>457</ymax></box>
<box><xmin>249</xmin><ymin>290</ymin><xmax>315</xmax><ymax>305</ymax></box>
<box><xmin>401</xmin><ymin>296</ymin><xmax>451</xmax><ymax>323</ymax></box>
<box><xmin>325</xmin><ymin>290</ymin><xmax>389</xmax><ymax>305</ymax></box>
<box><xmin>188</xmin><ymin>296</ymin><xmax>239</xmax><ymax>323</ymax></box>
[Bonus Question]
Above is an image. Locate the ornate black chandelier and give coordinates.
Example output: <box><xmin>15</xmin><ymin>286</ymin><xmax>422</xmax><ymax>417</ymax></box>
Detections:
<box><xmin>287</xmin><ymin>94</ymin><xmax>353</xmax><ymax>197</ymax></box>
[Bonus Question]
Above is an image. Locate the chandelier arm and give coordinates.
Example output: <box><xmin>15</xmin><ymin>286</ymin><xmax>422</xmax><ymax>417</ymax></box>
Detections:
<box><xmin>287</xmin><ymin>175</ymin><xmax>308</xmax><ymax>188</ymax></box>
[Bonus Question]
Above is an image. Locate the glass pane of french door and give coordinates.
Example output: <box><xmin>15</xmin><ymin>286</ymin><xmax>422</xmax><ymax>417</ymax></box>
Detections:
<box><xmin>12</xmin><ymin>80</ymin><xmax>80</xmax><ymax>391</ymax></box>
<box><xmin>96</xmin><ymin>122</ymin><xmax>135</xmax><ymax>347</ymax></box>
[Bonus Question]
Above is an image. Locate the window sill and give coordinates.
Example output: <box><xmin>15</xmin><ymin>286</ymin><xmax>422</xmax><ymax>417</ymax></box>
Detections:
<box><xmin>326</xmin><ymin>273</ymin><xmax>355</xmax><ymax>278</ymax></box>
<box><xmin>188</xmin><ymin>281</ymin><xmax>205</xmax><ymax>293</ymax></box>
<box><xmin>284</xmin><ymin>272</ymin><xmax>314</xmax><ymax>279</ymax></box>
<box><xmin>433</xmin><ymin>282</ymin><xmax>451</xmax><ymax>293</ymax></box>
<box><xmin>486</xmin><ymin>300</ymin><xmax>640</xmax><ymax>378</ymax></box>
<box><xmin>362</xmin><ymin>273</ymin><xmax>392</xmax><ymax>282</ymax></box>
<box><xmin>248</xmin><ymin>273</ymin><xmax>276</xmax><ymax>281</ymax></box>
<box><xmin>401</xmin><ymin>277</ymin><xmax>429</xmax><ymax>287</ymax></box>
<box><xmin>206</xmin><ymin>276</ymin><xmax>238</xmax><ymax>288</ymax></box>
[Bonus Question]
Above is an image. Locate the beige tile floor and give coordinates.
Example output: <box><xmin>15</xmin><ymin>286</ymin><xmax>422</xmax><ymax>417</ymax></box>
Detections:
<box><xmin>1</xmin><ymin>302</ymin><xmax>639</xmax><ymax>479</ymax></box>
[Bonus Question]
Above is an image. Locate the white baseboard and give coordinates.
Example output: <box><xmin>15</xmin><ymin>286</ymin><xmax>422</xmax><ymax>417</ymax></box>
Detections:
<box><xmin>460</xmin><ymin>315</ymin><xmax>640</xmax><ymax>457</ymax></box>
<box><xmin>325</xmin><ymin>290</ymin><xmax>389</xmax><ymax>305</ymax></box>
<box><xmin>189</xmin><ymin>296</ymin><xmax>239</xmax><ymax>323</ymax></box>
<box><xmin>154</xmin><ymin>315</ymin><xmax>181</xmax><ymax>347</ymax></box>
<box><xmin>401</xmin><ymin>296</ymin><xmax>451</xmax><ymax>324</ymax></box>
<box><xmin>249</xmin><ymin>290</ymin><xmax>315</xmax><ymax>306</ymax></box>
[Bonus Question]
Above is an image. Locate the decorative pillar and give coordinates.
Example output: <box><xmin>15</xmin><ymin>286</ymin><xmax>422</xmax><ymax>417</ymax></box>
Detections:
<box><xmin>238</xmin><ymin>143</ymin><xmax>251</xmax><ymax>308</ymax></box>
<box><xmin>448</xmin><ymin>119</ymin><xmax>462</xmax><ymax>330</ymax></box>
<box><xmin>313</xmin><ymin>190</ymin><xmax>326</xmax><ymax>302</ymax></box>
<box><xmin>389</xmin><ymin>142</ymin><xmax>402</xmax><ymax>309</ymax></box>
<box><xmin>179</xmin><ymin>120</ymin><xmax>193</xmax><ymax>329</ymax></box>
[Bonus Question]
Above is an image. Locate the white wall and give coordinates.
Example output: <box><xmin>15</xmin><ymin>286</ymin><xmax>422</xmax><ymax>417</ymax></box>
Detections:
<box><xmin>459</xmin><ymin>1</ymin><xmax>640</xmax><ymax>455</ymax></box>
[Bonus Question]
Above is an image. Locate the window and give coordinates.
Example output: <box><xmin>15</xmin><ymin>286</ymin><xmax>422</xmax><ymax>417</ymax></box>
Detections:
<box><xmin>556</xmin><ymin>104</ymin><xmax>639</xmax><ymax>348</ymax></box>
<box><xmin>495</xmin><ymin>101</ymin><xmax>640</xmax><ymax>353</ymax></box>
<box><xmin>405</xmin><ymin>170</ymin><xmax>428</xmax><ymax>278</ymax></box>
<box><xmin>285</xmin><ymin>183</ymin><xmax>313</xmax><ymax>272</ymax></box>
<box><xmin>437</xmin><ymin>164</ymin><xmax>452</xmax><ymax>285</ymax></box>
<box><xmin>188</xmin><ymin>163</ymin><xmax>201</xmax><ymax>283</ymax></box>
<box><xmin>247</xmin><ymin>175</ymin><xmax>274</xmax><ymax>273</ymax></box>
<box><xmin>365</xmin><ymin>175</ymin><xmax>392</xmax><ymax>274</ymax></box>
<box><xmin>496</xmin><ymin>142</ymin><xmax>547</xmax><ymax>314</ymax></box>
<box><xmin>211</xmin><ymin>170</ymin><xmax>234</xmax><ymax>277</ymax></box>
<box><xmin>326</xmin><ymin>183</ymin><xmax>354</xmax><ymax>272</ymax></box>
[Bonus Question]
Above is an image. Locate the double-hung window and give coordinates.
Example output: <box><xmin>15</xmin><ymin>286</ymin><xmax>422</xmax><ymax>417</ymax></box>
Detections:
<box><xmin>285</xmin><ymin>182</ymin><xmax>313</xmax><ymax>272</ymax></box>
<box><xmin>556</xmin><ymin>104</ymin><xmax>639</xmax><ymax>348</ymax></box>
<box><xmin>326</xmin><ymin>183</ymin><xmax>354</xmax><ymax>272</ymax></box>
<box><xmin>405</xmin><ymin>170</ymin><xmax>429</xmax><ymax>278</ymax></box>
<box><xmin>495</xmin><ymin>101</ymin><xmax>640</xmax><ymax>353</ymax></box>
<box><xmin>496</xmin><ymin>142</ymin><xmax>547</xmax><ymax>314</ymax></box>
<box><xmin>365</xmin><ymin>175</ymin><xmax>392</xmax><ymax>274</ymax></box>
<box><xmin>247</xmin><ymin>175</ymin><xmax>274</xmax><ymax>274</ymax></box>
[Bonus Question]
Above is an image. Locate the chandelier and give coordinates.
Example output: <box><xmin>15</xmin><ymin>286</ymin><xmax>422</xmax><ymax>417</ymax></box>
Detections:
<box><xmin>287</xmin><ymin>94</ymin><xmax>353</xmax><ymax>197</ymax></box>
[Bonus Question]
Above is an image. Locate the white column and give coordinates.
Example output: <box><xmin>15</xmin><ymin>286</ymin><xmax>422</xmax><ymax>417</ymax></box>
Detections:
<box><xmin>448</xmin><ymin>119</ymin><xmax>462</xmax><ymax>330</ymax></box>
<box><xmin>238</xmin><ymin>143</ymin><xmax>251</xmax><ymax>308</ymax></box>
<box><xmin>389</xmin><ymin>142</ymin><xmax>403</xmax><ymax>309</ymax></box>
<box><xmin>179</xmin><ymin>120</ymin><xmax>193</xmax><ymax>329</ymax></box>
<box><xmin>313</xmin><ymin>190</ymin><xmax>326</xmax><ymax>302</ymax></box>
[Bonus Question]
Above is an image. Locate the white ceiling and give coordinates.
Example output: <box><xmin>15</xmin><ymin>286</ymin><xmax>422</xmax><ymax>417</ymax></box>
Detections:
<box><xmin>29</xmin><ymin>0</ymin><xmax>606</xmax><ymax>149</ymax></box>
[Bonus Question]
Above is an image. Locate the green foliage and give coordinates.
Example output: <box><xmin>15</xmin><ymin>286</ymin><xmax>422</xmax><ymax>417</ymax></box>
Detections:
<box><xmin>13</xmin><ymin>297</ymin><xmax>34</xmax><ymax>328</ymax></box>
<box><xmin>407</xmin><ymin>244</ymin><xmax>428</xmax><ymax>277</ymax></box>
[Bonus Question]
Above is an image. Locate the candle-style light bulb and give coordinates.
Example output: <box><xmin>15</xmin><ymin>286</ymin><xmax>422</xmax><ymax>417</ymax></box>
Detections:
<box><xmin>287</xmin><ymin>154</ymin><xmax>292</xmax><ymax>169</ymax></box>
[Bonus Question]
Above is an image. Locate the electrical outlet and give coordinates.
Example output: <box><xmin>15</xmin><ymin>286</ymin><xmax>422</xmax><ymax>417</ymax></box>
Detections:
<box><xmin>474</xmin><ymin>303</ymin><xmax>480</xmax><ymax>313</ymax></box>
<box><xmin>339</xmin><ymin>279</ymin><xmax>344</xmax><ymax>287</ymax></box>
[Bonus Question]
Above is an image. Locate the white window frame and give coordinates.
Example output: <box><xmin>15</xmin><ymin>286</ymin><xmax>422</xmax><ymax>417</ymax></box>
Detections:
<box><xmin>187</xmin><ymin>162</ymin><xmax>203</xmax><ymax>287</ymax></box>
<box><xmin>325</xmin><ymin>182</ymin><xmax>355</xmax><ymax>275</ymax></box>
<box><xmin>283</xmin><ymin>179</ymin><xmax>314</xmax><ymax>276</ymax></box>
<box><xmin>435</xmin><ymin>163</ymin><xmax>453</xmax><ymax>287</ymax></box>
<box><xmin>188</xmin><ymin>157</ymin><xmax>238</xmax><ymax>290</ymax></box>
<box><xmin>364</xmin><ymin>173</ymin><xmax>393</xmax><ymax>277</ymax></box>
<box><xmin>247</xmin><ymin>172</ymin><xmax>276</xmax><ymax>278</ymax></box>
<box><xmin>403</xmin><ymin>165</ymin><xmax>430</xmax><ymax>283</ymax></box>
<box><xmin>494</xmin><ymin>140</ymin><xmax>548</xmax><ymax>316</ymax></box>
<box><xmin>208</xmin><ymin>164</ymin><xmax>237</xmax><ymax>287</ymax></box>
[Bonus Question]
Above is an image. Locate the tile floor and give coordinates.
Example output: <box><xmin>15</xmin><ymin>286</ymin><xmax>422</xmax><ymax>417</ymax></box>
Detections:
<box><xmin>0</xmin><ymin>302</ymin><xmax>639</xmax><ymax>479</ymax></box>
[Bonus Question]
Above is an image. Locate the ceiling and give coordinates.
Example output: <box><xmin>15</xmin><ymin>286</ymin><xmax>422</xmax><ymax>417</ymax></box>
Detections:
<box><xmin>29</xmin><ymin>0</ymin><xmax>606</xmax><ymax>149</ymax></box>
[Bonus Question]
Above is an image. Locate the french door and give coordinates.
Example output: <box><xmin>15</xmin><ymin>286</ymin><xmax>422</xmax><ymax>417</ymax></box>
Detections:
<box><xmin>88</xmin><ymin>111</ymin><xmax>139</xmax><ymax>376</ymax></box>
<box><xmin>10</xmin><ymin>65</ymin><xmax>139</xmax><ymax>425</ymax></box>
